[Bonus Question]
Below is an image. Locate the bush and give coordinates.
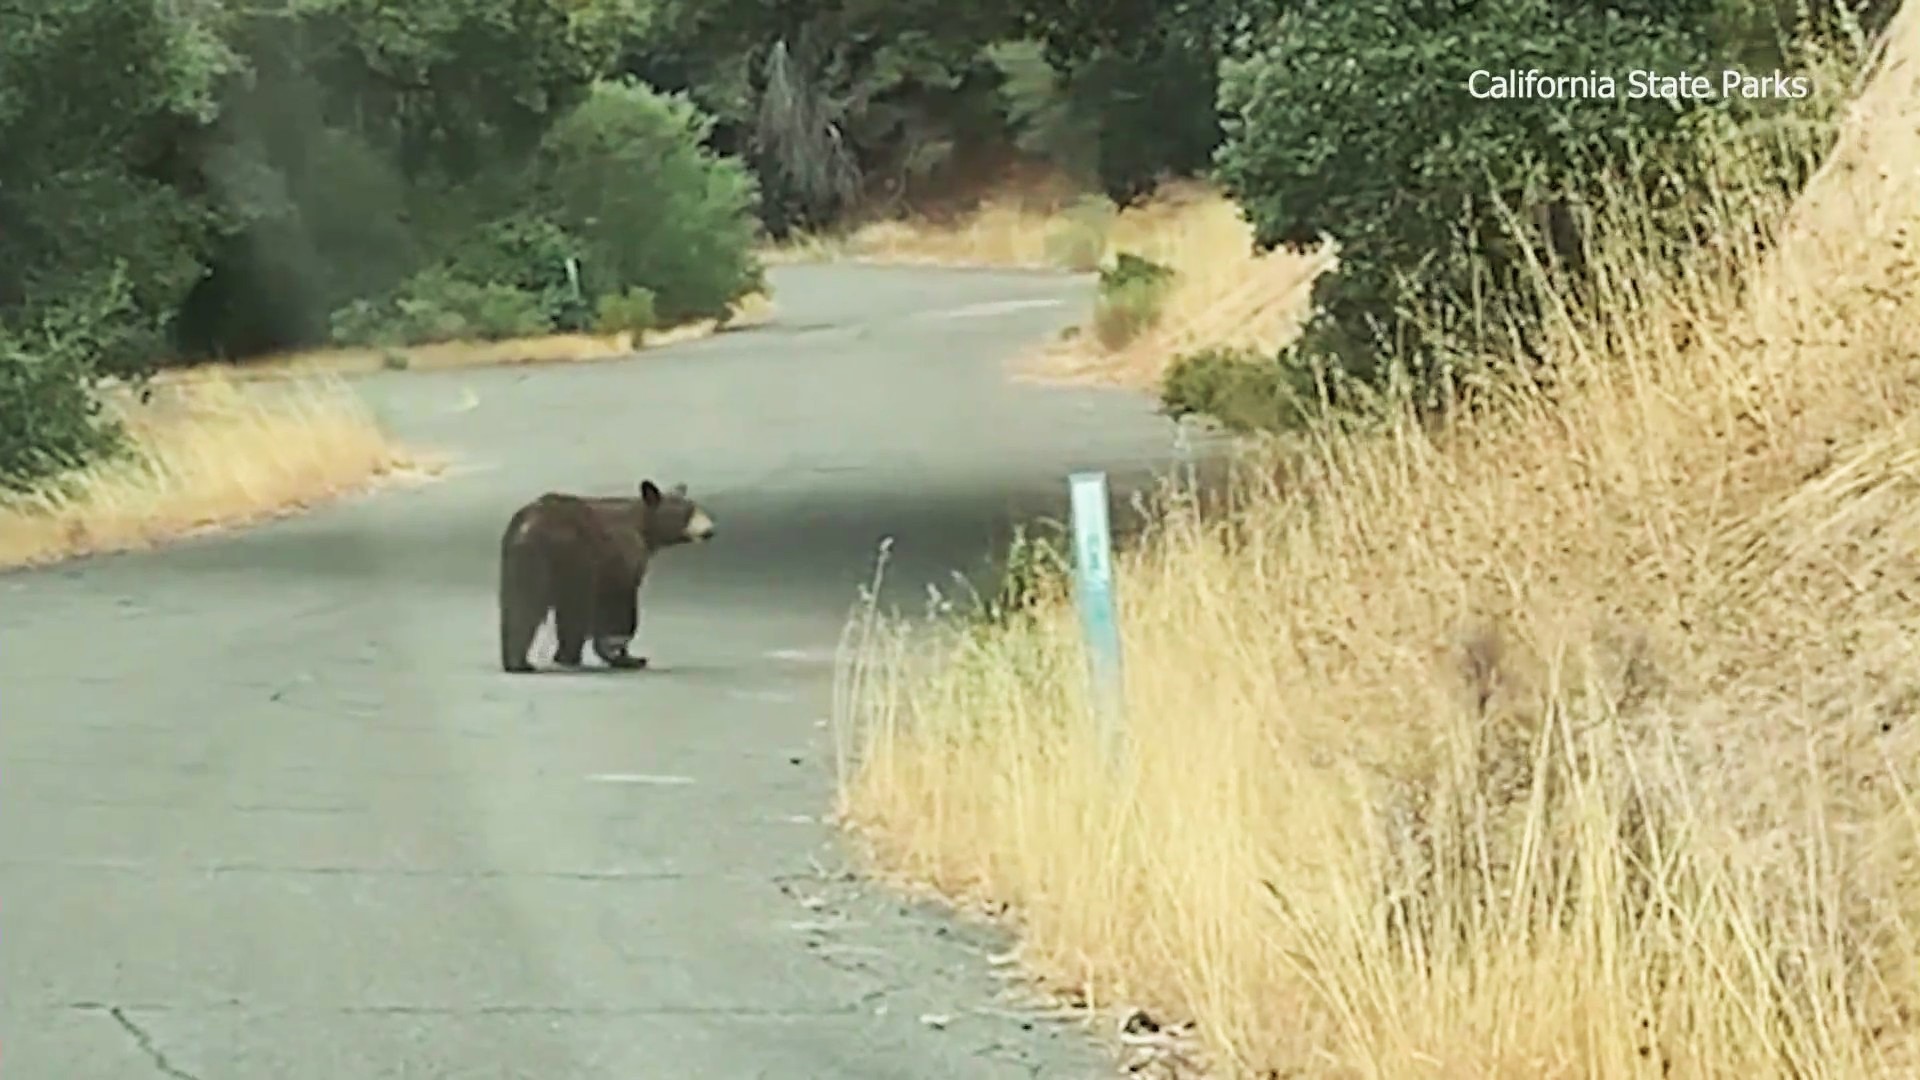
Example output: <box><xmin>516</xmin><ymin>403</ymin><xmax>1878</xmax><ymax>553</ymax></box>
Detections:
<box><xmin>1210</xmin><ymin>0</ymin><xmax>1739</xmax><ymax>412</ymax></box>
<box><xmin>0</xmin><ymin>0</ymin><xmax>233</xmax><ymax>378</ymax></box>
<box><xmin>0</xmin><ymin>335</ymin><xmax>122</xmax><ymax>492</ymax></box>
<box><xmin>386</xmin><ymin>294</ymin><xmax>475</xmax><ymax>347</ymax></box>
<box><xmin>1160</xmin><ymin>345</ymin><xmax>1311</xmax><ymax>433</ymax></box>
<box><xmin>1091</xmin><ymin>253</ymin><xmax>1175</xmax><ymax>349</ymax></box>
<box><xmin>461</xmin><ymin>283</ymin><xmax>552</xmax><ymax>341</ymax></box>
<box><xmin>973</xmin><ymin>521</ymin><xmax>1072</xmax><ymax>628</ymax></box>
<box><xmin>441</xmin><ymin>214</ymin><xmax>594</xmax><ymax>332</ymax></box>
<box><xmin>329</xmin><ymin>268</ymin><xmax>552</xmax><ymax>348</ymax></box>
<box><xmin>326</xmin><ymin>299</ymin><xmax>393</xmax><ymax>350</ymax></box>
<box><xmin>539</xmin><ymin>79</ymin><xmax>765</xmax><ymax>325</ymax></box>
<box><xmin>594</xmin><ymin>287</ymin><xmax>659</xmax><ymax>337</ymax></box>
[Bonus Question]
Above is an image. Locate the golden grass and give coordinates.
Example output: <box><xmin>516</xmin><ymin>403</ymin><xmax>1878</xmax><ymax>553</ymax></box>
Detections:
<box><xmin>835</xmin><ymin>9</ymin><xmax>1920</xmax><ymax>1078</ymax></box>
<box><xmin>1022</xmin><ymin>190</ymin><xmax>1335</xmax><ymax>391</ymax></box>
<box><xmin>0</xmin><ymin>372</ymin><xmax>432</xmax><ymax>570</ymax></box>
<box><xmin>0</xmin><ymin>286</ymin><xmax>775</xmax><ymax>570</ymax></box>
<box><xmin>191</xmin><ymin>291</ymin><xmax>777</xmax><ymax>383</ymax></box>
<box><xmin>764</xmin><ymin>176</ymin><xmax>1331</xmax><ymax>392</ymax></box>
<box><xmin>761</xmin><ymin>167</ymin><xmax>1094</xmax><ymax>269</ymax></box>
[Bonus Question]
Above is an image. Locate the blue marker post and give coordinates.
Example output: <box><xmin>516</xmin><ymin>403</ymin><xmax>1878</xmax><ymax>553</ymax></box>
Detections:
<box><xmin>1068</xmin><ymin>471</ymin><xmax>1126</xmax><ymax>765</ymax></box>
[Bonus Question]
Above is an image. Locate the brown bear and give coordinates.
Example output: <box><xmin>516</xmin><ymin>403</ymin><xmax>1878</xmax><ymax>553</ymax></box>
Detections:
<box><xmin>497</xmin><ymin>479</ymin><xmax>715</xmax><ymax>673</ymax></box>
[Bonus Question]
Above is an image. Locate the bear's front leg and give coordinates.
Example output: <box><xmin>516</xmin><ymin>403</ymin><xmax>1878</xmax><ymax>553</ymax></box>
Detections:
<box><xmin>592</xmin><ymin>634</ymin><xmax>649</xmax><ymax>670</ymax></box>
<box><xmin>592</xmin><ymin>571</ymin><xmax>647</xmax><ymax>671</ymax></box>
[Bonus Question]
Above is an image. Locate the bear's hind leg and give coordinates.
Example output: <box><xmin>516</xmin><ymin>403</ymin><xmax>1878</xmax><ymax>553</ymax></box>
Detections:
<box><xmin>499</xmin><ymin>549</ymin><xmax>551</xmax><ymax>674</ymax></box>
<box><xmin>500</xmin><ymin>605</ymin><xmax>546</xmax><ymax>673</ymax></box>
<box><xmin>550</xmin><ymin>565</ymin><xmax>593</xmax><ymax>668</ymax></box>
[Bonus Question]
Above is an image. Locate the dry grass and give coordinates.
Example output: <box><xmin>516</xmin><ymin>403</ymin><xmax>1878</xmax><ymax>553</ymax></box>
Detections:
<box><xmin>193</xmin><ymin>292</ymin><xmax>777</xmax><ymax>383</ymax></box>
<box><xmin>835</xmin><ymin>9</ymin><xmax>1920</xmax><ymax>1079</ymax></box>
<box><xmin>1022</xmin><ymin>189</ymin><xmax>1335</xmax><ymax>391</ymax></box>
<box><xmin>765</xmin><ymin>175</ymin><xmax>1331</xmax><ymax>392</ymax></box>
<box><xmin>0</xmin><ymin>372</ymin><xmax>432</xmax><ymax>570</ymax></box>
<box><xmin>762</xmin><ymin>166</ymin><xmax>1094</xmax><ymax>269</ymax></box>
<box><xmin>0</xmin><ymin>286</ymin><xmax>776</xmax><ymax>570</ymax></box>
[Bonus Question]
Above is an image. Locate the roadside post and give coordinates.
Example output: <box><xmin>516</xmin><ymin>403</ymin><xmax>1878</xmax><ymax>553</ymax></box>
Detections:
<box><xmin>1068</xmin><ymin>471</ymin><xmax>1126</xmax><ymax>765</ymax></box>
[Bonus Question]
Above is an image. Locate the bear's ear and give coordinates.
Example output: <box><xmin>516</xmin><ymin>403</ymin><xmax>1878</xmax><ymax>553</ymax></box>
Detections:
<box><xmin>670</xmin><ymin>482</ymin><xmax>688</xmax><ymax>497</ymax></box>
<box><xmin>639</xmin><ymin>480</ymin><xmax>663</xmax><ymax>507</ymax></box>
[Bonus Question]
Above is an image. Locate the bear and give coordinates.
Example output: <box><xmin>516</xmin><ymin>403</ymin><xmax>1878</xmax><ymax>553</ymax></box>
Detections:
<box><xmin>497</xmin><ymin>479</ymin><xmax>715</xmax><ymax>673</ymax></box>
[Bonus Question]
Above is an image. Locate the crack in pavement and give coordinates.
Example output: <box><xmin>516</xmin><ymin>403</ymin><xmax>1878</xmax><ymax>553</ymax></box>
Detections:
<box><xmin>107</xmin><ymin>1006</ymin><xmax>201</xmax><ymax>1080</ymax></box>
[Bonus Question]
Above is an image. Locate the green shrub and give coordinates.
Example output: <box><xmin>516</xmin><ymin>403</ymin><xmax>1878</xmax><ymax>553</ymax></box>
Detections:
<box><xmin>1091</xmin><ymin>253</ymin><xmax>1175</xmax><ymax>349</ymax></box>
<box><xmin>441</xmin><ymin>213</ymin><xmax>593</xmax><ymax>332</ymax></box>
<box><xmin>0</xmin><ymin>267</ymin><xmax>160</xmax><ymax>488</ymax></box>
<box><xmin>594</xmin><ymin>287</ymin><xmax>659</xmax><ymax>337</ymax></box>
<box><xmin>973</xmin><ymin>521</ymin><xmax>1073</xmax><ymax>628</ymax></box>
<box><xmin>387</xmin><ymin>294</ymin><xmax>475</xmax><ymax>347</ymax></box>
<box><xmin>1100</xmin><ymin>252</ymin><xmax>1175</xmax><ymax>293</ymax></box>
<box><xmin>462</xmin><ymin>284</ymin><xmax>551</xmax><ymax>341</ymax></box>
<box><xmin>327</xmin><ymin>299</ymin><xmax>393</xmax><ymax>349</ymax></box>
<box><xmin>1161</xmin><ymin>345</ymin><xmax>1313</xmax><ymax>434</ymax></box>
<box><xmin>1210</xmin><ymin>0</ymin><xmax>1744</xmax><ymax>416</ymax></box>
<box><xmin>0</xmin><ymin>334</ymin><xmax>122</xmax><ymax>492</ymax></box>
<box><xmin>538</xmin><ymin>79</ymin><xmax>765</xmax><ymax>325</ymax></box>
<box><xmin>0</xmin><ymin>0</ymin><xmax>231</xmax><ymax>378</ymax></box>
<box><xmin>328</xmin><ymin>268</ymin><xmax>552</xmax><ymax>348</ymax></box>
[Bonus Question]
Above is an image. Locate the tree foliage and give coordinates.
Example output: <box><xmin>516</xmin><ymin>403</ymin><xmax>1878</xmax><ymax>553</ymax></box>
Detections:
<box><xmin>1</xmin><ymin>0</ymin><xmax>1865</xmax><ymax>486</ymax></box>
<box><xmin>539</xmin><ymin>79</ymin><xmax>765</xmax><ymax>323</ymax></box>
<box><xmin>0</xmin><ymin>0</ymin><xmax>784</xmax><ymax>488</ymax></box>
<box><xmin>1193</xmin><ymin>0</ymin><xmax>1844</xmax><ymax>422</ymax></box>
<box><xmin>611</xmin><ymin>0</ymin><xmax>1020</xmax><ymax>233</ymax></box>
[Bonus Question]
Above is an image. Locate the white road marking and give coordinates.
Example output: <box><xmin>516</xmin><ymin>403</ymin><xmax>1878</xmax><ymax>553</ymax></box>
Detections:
<box><xmin>586</xmin><ymin>773</ymin><xmax>695</xmax><ymax>785</ymax></box>
<box><xmin>727</xmin><ymin>688</ymin><xmax>796</xmax><ymax>703</ymax></box>
<box><xmin>926</xmin><ymin>298</ymin><xmax>1066</xmax><ymax>320</ymax></box>
<box><xmin>765</xmin><ymin>647</ymin><xmax>837</xmax><ymax>664</ymax></box>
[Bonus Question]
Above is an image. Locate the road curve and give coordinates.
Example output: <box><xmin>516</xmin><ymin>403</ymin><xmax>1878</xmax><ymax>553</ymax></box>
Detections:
<box><xmin>1</xmin><ymin>264</ymin><xmax>1201</xmax><ymax>1079</ymax></box>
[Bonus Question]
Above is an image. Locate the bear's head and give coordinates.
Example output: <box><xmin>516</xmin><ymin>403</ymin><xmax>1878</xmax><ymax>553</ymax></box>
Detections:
<box><xmin>638</xmin><ymin>479</ymin><xmax>715</xmax><ymax>548</ymax></box>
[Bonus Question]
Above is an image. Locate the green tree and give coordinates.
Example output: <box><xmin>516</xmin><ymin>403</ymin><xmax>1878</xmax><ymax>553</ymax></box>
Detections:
<box><xmin>1204</xmin><ymin>0</ymin><xmax>1773</xmax><ymax>417</ymax></box>
<box><xmin>0</xmin><ymin>0</ymin><xmax>237</xmax><ymax>374</ymax></box>
<box><xmin>173</xmin><ymin>0</ymin><xmax>620</xmax><ymax>360</ymax></box>
<box><xmin>538</xmin><ymin>79</ymin><xmax>764</xmax><ymax>323</ymax></box>
<box><xmin>0</xmin><ymin>0</ymin><xmax>238</xmax><ymax>485</ymax></box>
<box><xmin>1002</xmin><ymin>0</ymin><xmax>1285</xmax><ymax>203</ymax></box>
<box><xmin>615</xmin><ymin>0</ymin><xmax>1020</xmax><ymax>233</ymax></box>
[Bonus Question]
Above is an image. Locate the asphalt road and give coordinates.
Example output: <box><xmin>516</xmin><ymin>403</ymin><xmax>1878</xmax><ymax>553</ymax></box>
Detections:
<box><xmin>1</xmin><ymin>264</ymin><xmax>1207</xmax><ymax>1079</ymax></box>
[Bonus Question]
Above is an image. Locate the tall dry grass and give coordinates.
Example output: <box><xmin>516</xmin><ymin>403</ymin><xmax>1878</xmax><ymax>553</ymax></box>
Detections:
<box><xmin>762</xmin><ymin>167</ymin><xmax>1101</xmax><ymax>269</ymax></box>
<box><xmin>1023</xmin><ymin>188</ymin><xmax>1335</xmax><ymax>391</ymax></box>
<box><xmin>767</xmin><ymin>174</ymin><xmax>1332</xmax><ymax>392</ymax></box>
<box><xmin>834</xmin><ymin>13</ymin><xmax>1920</xmax><ymax>1079</ymax></box>
<box><xmin>0</xmin><ymin>372</ymin><xmax>429</xmax><ymax>569</ymax></box>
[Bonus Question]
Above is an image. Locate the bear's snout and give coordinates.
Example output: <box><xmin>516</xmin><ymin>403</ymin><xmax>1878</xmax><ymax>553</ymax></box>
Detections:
<box><xmin>686</xmin><ymin>508</ymin><xmax>716</xmax><ymax>542</ymax></box>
